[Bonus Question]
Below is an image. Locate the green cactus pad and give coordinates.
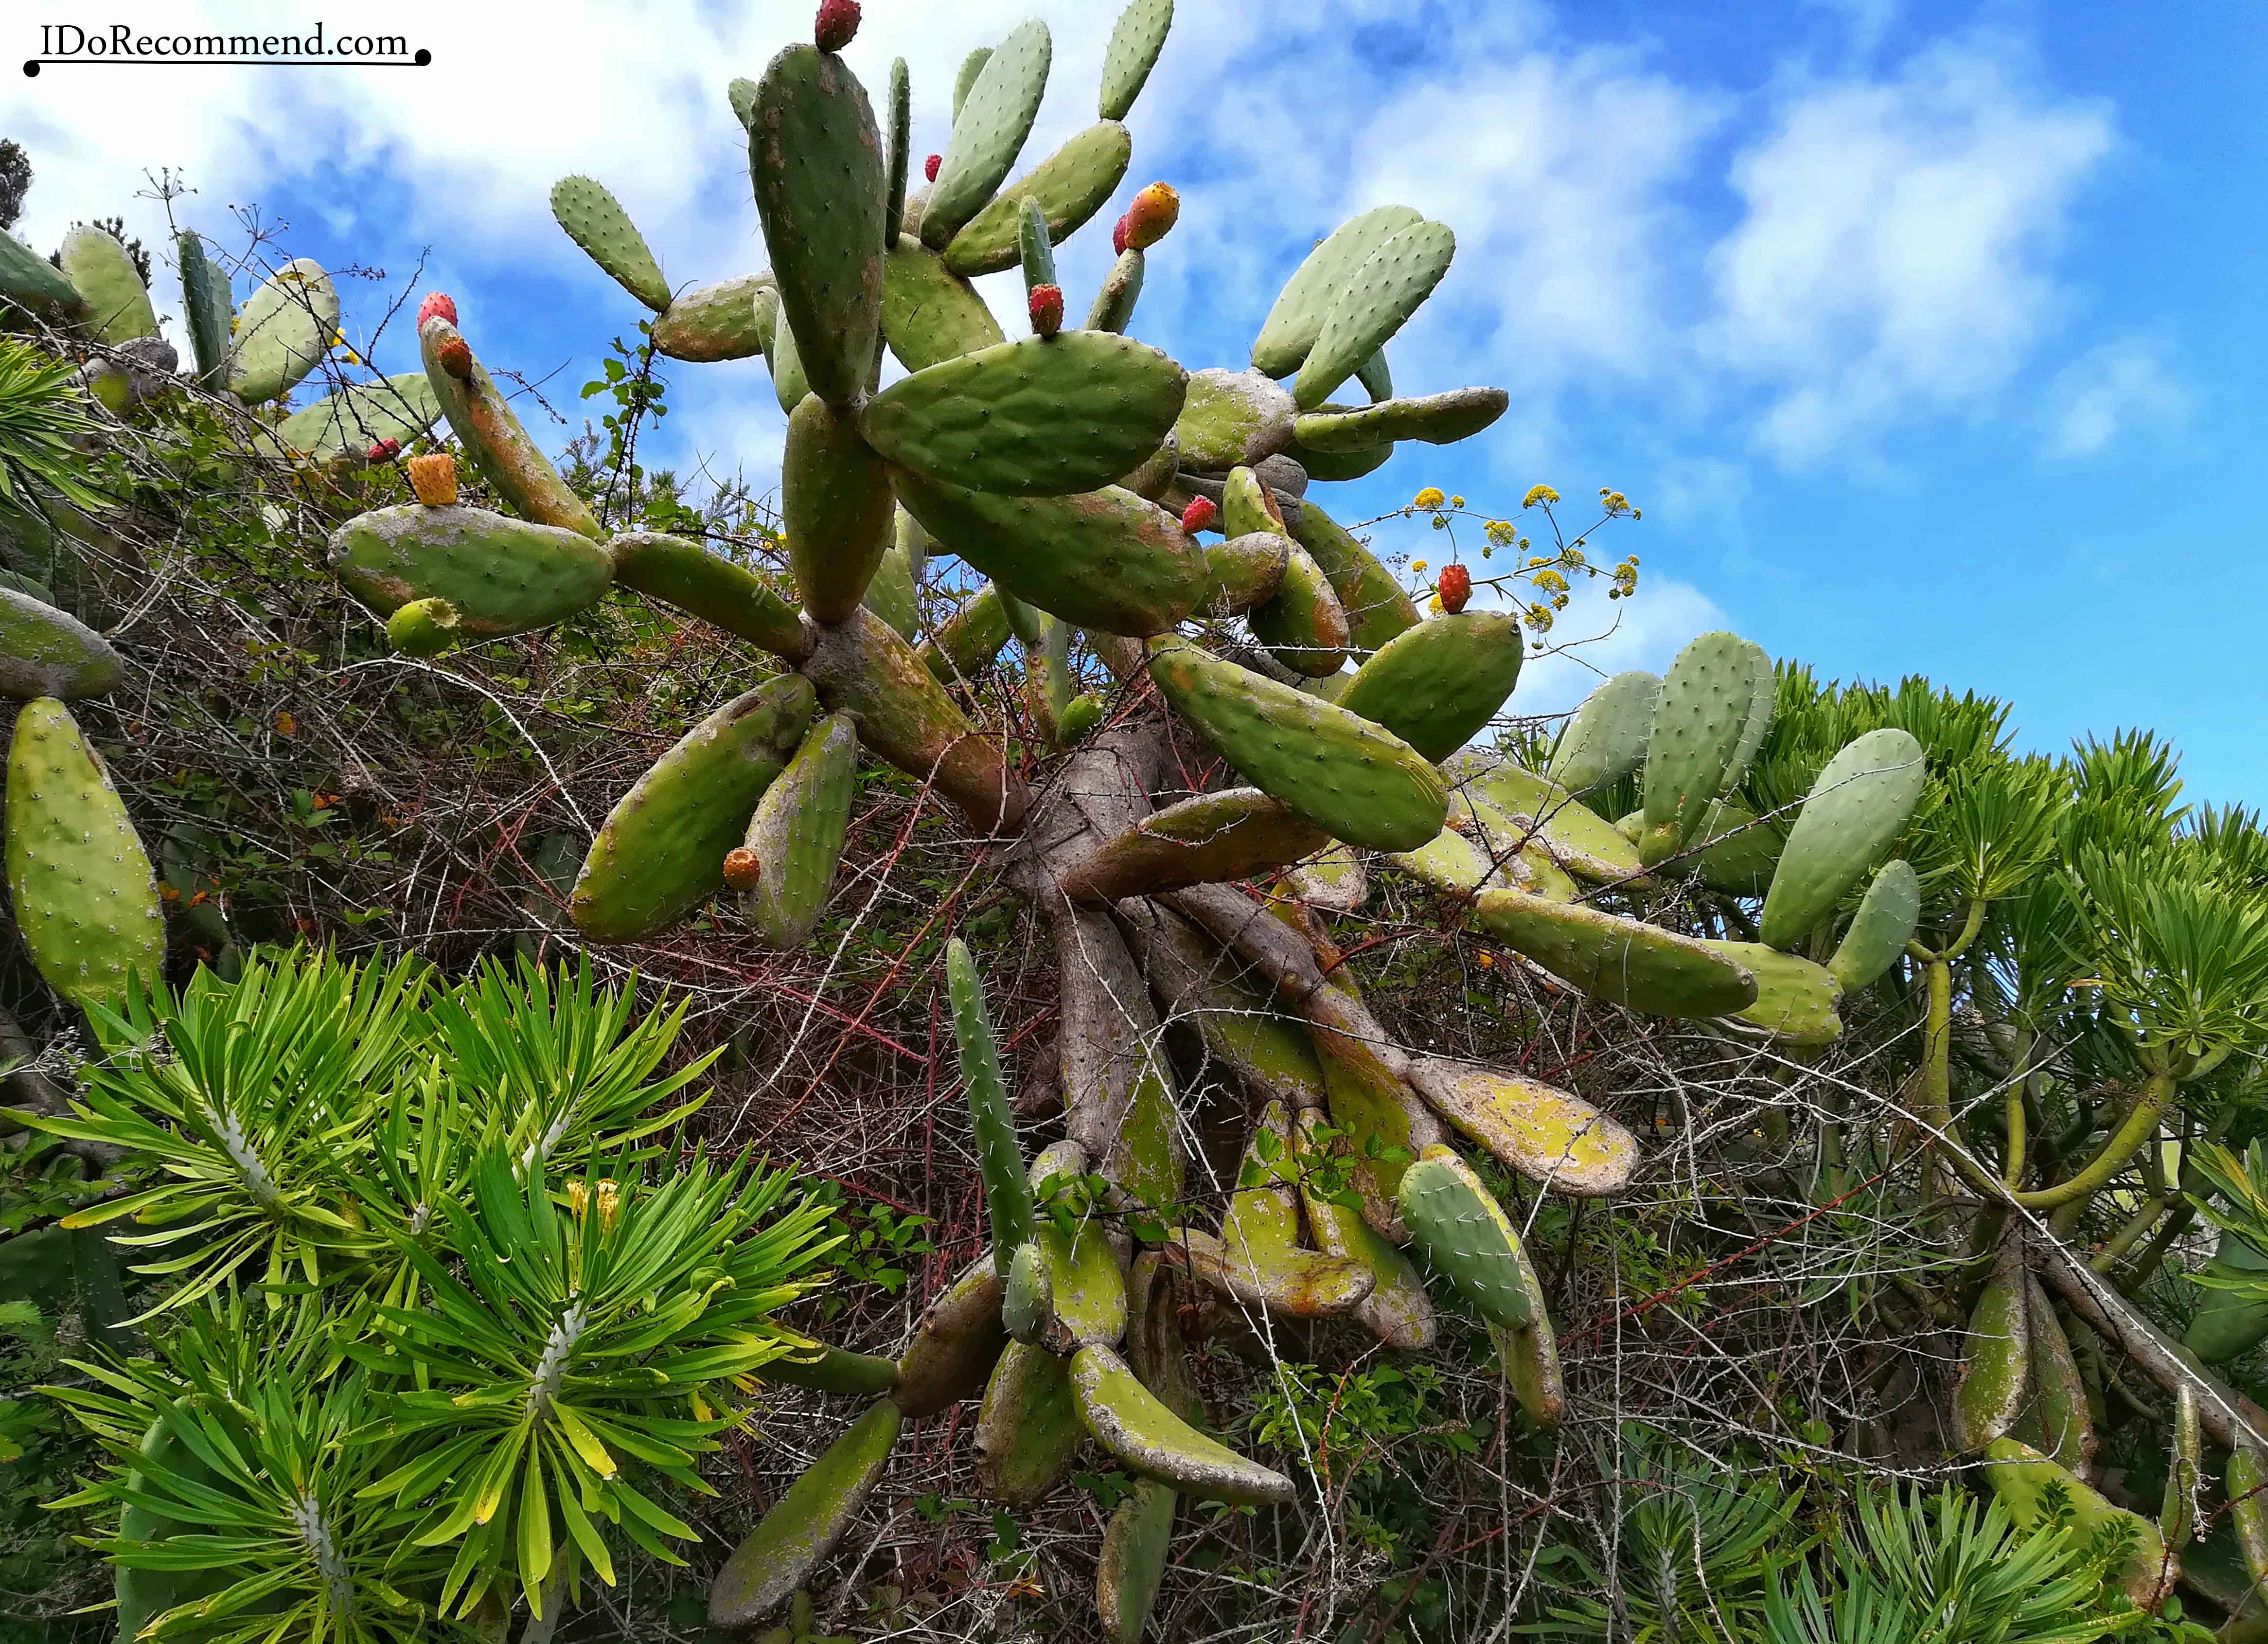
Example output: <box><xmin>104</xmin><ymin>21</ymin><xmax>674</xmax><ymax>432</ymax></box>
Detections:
<box><xmin>1073</xmin><ymin>1344</ymin><xmax>1295</xmax><ymax>1505</ymax></box>
<box><xmin>1666</xmin><ymin>800</ymin><xmax>1783</xmax><ymax>896</ymax></box>
<box><xmin>784</xmin><ymin>393</ymin><xmax>895</xmax><ymax>625</ymax></box>
<box><xmin>1311</xmin><ymin>1015</ymin><xmax>1437</xmax><ymax>1233</ymax></box>
<box><xmin>765</xmin><ymin>291</ymin><xmax>812</xmax><ymax>411</ymax></box>
<box><xmin>1397</xmin><ymin>1144</ymin><xmax>1534</xmax><ymax>1330</ymax></box>
<box><xmin>1290</xmin><ymin>499</ymin><xmax>1419</xmax><ymax>654</ymax></box>
<box><xmin>1220</xmin><ymin>466</ymin><xmax>1283</xmax><ymax>539</ymax></box>
<box><xmin>1720</xmin><ymin>639</ymin><xmax>1776</xmax><ymax>796</ymax></box>
<box><xmin>1404</xmin><ymin>1058</ymin><xmax>1637</xmax><ymax>1197</ymax></box>
<box><xmin>1828</xmin><ymin>858</ymin><xmax>1921</xmax><ymax>992</ymax></box>
<box><xmin>750</xmin><ymin>43</ymin><xmax>886</xmax><ymax>408</ymax></box>
<box><xmin>1335</xmin><ymin>611</ymin><xmax>1523</xmax><ymax>764</ymax></box>
<box><xmin>1489</xmin><ymin>1304</ymin><xmax>1566</xmax><ymax>1430</ymax></box>
<box><xmin>728</xmin><ymin>75</ymin><xmax>760</xmax><ymax>131</ymax></box>
<box><xmin>1638</xmin><ymin>632</ymin><xmax>1762</xmax><ymax>866</ymax></box>
<box><xmin>176</xmin><ymin>232</ymin><xmax>233</xmax><ymax>388</ymax></box>
<box><xmin>1036</xmin><ymin>1215</ymin><xmax>1129</xmax><ymax>1352</ymax></box>
<box><xmin>944</xmin><ymin>121</ymin><xmax>1134</xmax><ymax>277</ymax></box>
<box><xmin>1061</xmin><ymin>692</ymin><xmax>1107</xmax><ymax>746</ymax></box>
<box><xmin>1251</xmin><ymin>206</ymin><xmax>1425</xmax><ymax>379</ymax></box>
<box><xmin>1250</xmin><ymin>545</ymin><xmax>1350</xmax><ymax>678</ymax></box>
<box><xmin>1286</xmin><ymin>842</ymin><xmax>1368</xmax><ymax>912</ymax></box>
<box><xmin>1704</xmin><ymin>941</ymin><xmax>1841</xmax><ymax>1045</ymax></box>
<box><xmin>742</xmin><ymin>714</ymin><xmax>859</xmax><ymax>947</ymax></box>
<box><xmin>757</xmin><ymin>1343</ymin><xmax>900</xmax><ymax>1398</ymax></box>
<box><xmin>708</xmin><ymin>1397</ymin><xmax>904</xmax><ymax>1627</ymax></box>
<box><xmin>975</xmin><ymin>1340</ymin><xmax>1083</xmax><ymax>1504</ymax></box>
<box><xmin>925</xmin><ymin>20</ymin><xmax>1052</xmax><ymax>250</ymax></box>
<box><xmin>568</xmin><ymin>675</ymin><xmax>816</xmax><ymax>943</ymax></box>
<box><xmin>2231</xmin><ymin>1445</ymin><xmax>2268</xmax><ymax>1594</ymax></box>
<box><xmin>1088</xmin><ymin>248</ymin><xmax>1146</xmax><ymax>334</ymax></box>
<box><xmin>1952</xmin><ymin>1251</ymin><xmax>2028</xmax><ymax>1452</ymax></box>
<box><xmin>60</xmin><ymin>224</ymin><xmax>157</xmax><ymax>345</ymax></box>
<box><xmin>0</xmin><ymin>586</ymin><xmax>122</xmax><ymax>700</ymax></box>
<box><xmin>881</xmin><ymin>237</ymin><xmax>1008</xmax><ymax>373</ymax></box>
<box><xmin>329</xmin><ymin>503</ymin><xmax>612</xmax><ymax>637</ymax></box>
<box><xmin>0</xmin><ymin>231</ymin><xmax>88</xmax><ymax>321</ymax></box>
<box><xmin>420</xmin><ymin>318</ymin><xmax>601</xmax><ymax>537</ymax></box>
<box><xmin>549</xmin><ymin>176</ymin><xmax>672</xmax><ymax>311</ymax></box>
<box><xmin>1098</xmin><ymin>1478</ymin><xmax>1177</xmax><ymax>1644</ymax></box>
<box><xmin>894</xmin><ymin>473</ymin><xmax>1203</xmax><ymax>638</ymax></box>
<box><xmin>1457</xmin><ymin>757</ymin><xmax>1645</xmax><ymax>885</ymax></box>
<box><xmin>953</xmin><ymin>47</ymin><xmax>994</xmax><ymax>119</ymax></box>
<box><xmin>1169</xmin><ymin>1225</ymin><xmax>1376</xmax><ymax>1321</ymax></box>
<box><xmin>275</xmin><ymin>374</ymin><xmax>442</xmax><ymax>462</ymax></box>
<box><xmin>1759</xmin><ymin>727</ymin><xmax>1928</xmax><ymax>950</ymax></box>
<box><xmin>1146</xmin><ymin>636</ymin><xmax>1447</xmax><ymax>852</ymax></box>
<box><xmin>227</xmin><ymin>259</ymin><xmax>338</xmax><ymax>405</ymax></box>
<box><xmin>5</xmin><ymin>698</ymin><xmax>164</xmax><ymax>1013</ymax></box>
<box><xmin>1473</xmin><ymin>891</ymin><xmax>1758</xmax><ymax>1018</ymax></box>
<box><xmin>864</xmin><ymin>540</ymin><xmax>920</xmax><ymax>639</ymax></box>
<box><xmin>652</xmin><ymin>272</ymin><xmax>774</xmax><ymax>362</ymax></box>
<box><xmin>949</xmin><ymin>937</ymin><xmax>1037</xmax><ymax>1261</ymax></box>
<box><xmin>894</xmin><ymin>1251</ymin><xmax>1007</xmax><ymax>1417</ymax></box>
<box><xmin>1141</xmin><ymin>911</ymin><xmax>1330</xmax><ymax>1112</ymax></box>
<box><xmin>1547</xmin><ymin>671</ymin><xmax>1661</xmax><ymax>797</ymax></box>
<box><xmin>1387</xmin><ymin>824</ymin><xmax>1499</xmax><ymax>900</ymax></box>
<box><xmin>2184</xmin><ymin>1234</ymin><xmax>2268</xmax><ymax>1364</ymax></box>
<box><xmin>1293</xmin><ymin>221</ymin><xmax>1455</xmax><ymax>409</ymax></box>
<box><xmin>385</xmin><ymin>596</ymin><xmax>460</xmax><ymax>657</ymax></box>
<box><xmin>918</xmin><ymin>581</ymin><xmax>1013</xmax><ymax>682</ymax></box>
<box><xmin>885</xmin><ymin>58</ymin><xmax>912</xmax><ymax>245</ymax></box>
<box><xmin>1100</xmin><ymin>0</ymin><xmax>1173</xmax><ymax>119</ymax></box>
<box><xmin>1062</xmin><ymin>788</ymin><xmax>1328</xmax><ymax>904</ymax></box>
<box><xmin>860</xmin><ymin>332</ymin><xmax>1187</xmax><ymax>498</ymax></box>
<box><xmin>1293</xmin><ymin>387</ymin><xmax>1508</xmax><ymax>451</ymax></box>
<box><xmin>1356</xmin><ymin>349</ymin><xmax>1394</xmax><ymax>401</ymax></box>
<box><xmin>1984</xmin><ymin>1438</ymin><xmax>2172</xmax><ymax>1610</ymax></box>
<box><xmin>1002</xmin><ymin>1232</ymin><xmax>1052</xmax><ymax>1345</ymax></box>
<box><xmin>803</xmin><ymin>607</ymin><xmax>1029</xmax><ymax>832</ymax></box>
<box><xmin>606</xmin><ymin>531</ymin><xmax>809</xmax><ymax>661</ymax></box>
<box><xmin>1292</xmin><ymin>1110</ymin><xmax>1436</xmax><ymax>1350</ymax></box>
<box><xmin>2014</xmin><ymin>1275</ymin><xmax>2094</xmax><ymax>1473</ymax></box>
<box><xmin>1173</xmin><ymin>368</ymin><xmax>1297</xmax><ymax>473</ymax></box>
<box><xmin>1018</xmin><ymin>198</ymin><xmax>1058</xmax><ymax>294</ymax></box>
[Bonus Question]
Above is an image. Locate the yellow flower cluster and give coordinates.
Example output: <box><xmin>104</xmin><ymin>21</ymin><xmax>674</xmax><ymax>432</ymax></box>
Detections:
<box><xmin>1598</xmin><ymin>486</ymin><xmax>1641</xmax><ymax>520</ymax></box>
<box><xmin>1412</xmin><ymin>486</ymin><xmax>1446</xmax><ymax>509</ymax></box>
<box><xmin>1521</xmin><ymin>484</ymin><xmax>1559</xmax><ymax>509</ymax></box>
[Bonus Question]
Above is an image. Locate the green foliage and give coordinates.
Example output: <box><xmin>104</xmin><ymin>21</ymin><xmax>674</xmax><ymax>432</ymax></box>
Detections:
<box><xmin>0</xmin><ymin>337</ymin><xmax>105</xmax><ymax>511</ymax></box>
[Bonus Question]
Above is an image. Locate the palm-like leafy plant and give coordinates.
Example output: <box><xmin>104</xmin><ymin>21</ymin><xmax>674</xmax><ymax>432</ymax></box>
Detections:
<box><xmin>0</xmin><ymin>333</ymin><xmax>107</xmax><ymax>511</ymax></box>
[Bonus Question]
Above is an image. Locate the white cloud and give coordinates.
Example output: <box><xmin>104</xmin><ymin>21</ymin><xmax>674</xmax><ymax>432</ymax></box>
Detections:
<box><xmin>2040</xmin><ymin>334</ymin><xmax>2188</xmax><ymax>459</ymax></box>
<box><xmin>1702</xmin><ymin>39</ymin><xmax>2115</xmax><ymax>464</ymax></box>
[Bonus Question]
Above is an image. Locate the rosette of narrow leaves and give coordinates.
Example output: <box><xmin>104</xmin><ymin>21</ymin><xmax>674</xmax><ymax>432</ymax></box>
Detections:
<box><xmin>349</xmin><ymin>1141</ymin><xmax>837</xmax><ymax>1624</ymax></box>
<box><xmin>44</xmin><ymin>1295</ymin><xmax>453</xmax><ymax>1644</ymax></box>
<box><xmin>2072</xmin><ymin>843</ymin><xmax>2268</xmax><ymax>1077</ymax></box>
<box><xmin>0</xmin><ymin>336</ymin><xmax>109</xmax><ymax>511</ymax></box>
<box><xmin>38</xmin><ymin>952</ymin><xmax>435</xmax><ymax>1315</ymax></box>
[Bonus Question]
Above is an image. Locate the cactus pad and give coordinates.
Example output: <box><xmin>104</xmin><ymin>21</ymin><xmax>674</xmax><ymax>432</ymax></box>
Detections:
<box><xmin>894</xmin><ymin>1251</ymin><xmax>1007</xmax><ymax>1417</ymax></box>
<box><xmin>548</xmin><ymin>177</ymin><xmax>672</xmax><ymax>311</ymax></box>
<box><xmin>894</xmin><ymin>474</ymin><xmax>1203</xmax><ymax>638</ymax></box>
<box><xmin>1474</xmin><ymin>891</ymin><xmax>1758</xmax><ymax>1017</ymax></box>
<box><xmin>1249</xmin><ymin>545</ymin><xmax>1351</xmax><ymax>678</ymax></box>
<box><xmin>1289</xmin><ymin>499</ymin><xmax>1419</xmax><ymax>654</ymax></box>
<box><xmin>918</xmin><ymin>581</ymin><xmax>1013</xmax><ymax>683</ymax></box>
<box><xmin>1397</xmin><ymin>1144</ymin><xmax>1535</xmax><ymax>1330</ymax></box>
<box><xmin>275</xmin><ymin>375</ymin><xmax>442</xmax><ymax>462</ymax></box>
<box><xmin>1335</xmin><ymin>611</ymin><xmax>1523</xmax><ymax>764</ymax></box>
<box><xmin>944</xmin><ymin>121</ymin><xmax>1134</xmax><ymax>276</ymax></box>
<box><xmin>1100</xmin><ymin>0</ymin><xmax>1174</xmax><ymax>120</ymax></box>
<box><xmin>1196</xmin><ymin>531</ymin><xmax>1290</xmax><ymax>617</ymax></box>
<box><xmin>227</xmin><ymin>259</ymin><xmax>338</xmax><ymax>405</ymax></box>
<box><xmin>175</xmin><ymin>232</ymin><xmax>233</xmax><ymax>388</ymax></box>
<box><xmin>1294</xmin><ymin>221</ymin><xmax>1455</xmax><ymax>409</ymax></box>
<box><xmin>1548</xmin><ymin>670</ymin><xmax>1660</xmax><ymax>796</ymax></box>
<box><xmin>949</xmin><ymin>937</ymin><xmax>1037</xmax><ymax>1262</ymax></box>
<box><xmin>1456</xmin><ymin>756</ymin><xmax>1645</xmax><ymax>885</ymax></box>
<box><xmin>1952</xmin><ymin>1247</ymin><xmax>2029</xmax><ymax>1452</ymax></box>
<box><xmin>1984</xmin><ymin>1438</ymin><xmax>2172</xmax><ymax>1610</ymax></box>
<box><xmin>758</xmin><ymin>1343</ymin><xmax>900</xmax><ymax>1398</ymax></box>
<box><xmin>606</xmin><ymin>531</ymin><xmax>810</xmax><ymax>661</ymax></box>
<box><xmin>1759</xmin><ymin>727</ymin><xmax>1928</xmax><ymax>950</ymax></box>
<box><xmin>1292</xmin><ymin>387</ymin><xmax>1509</xmax><ymax>451</ymax></box>
<box><xmin>975</xmin><ymin>1341</ymin><xmax>1083</xmax><ymax>1503</ymax></box>
<box><xmin>783</xmin><ymin>393</ymin><xmax>895</xmax><ymax>625</ymax></box>
<box><xmin>569</xmin><ymin>675</ymin><xmax>816</xmax><ymax>943</ymax></box>
<box><xmin>1088</xmin><ymin>248</ymin><xmax>1147</xmax><ymax>334</ymax></box>
<box><xmin>1405</xmin><ymin>1058</ymin><xmax>1637</xmax><ymax>1197</ymax></box>
<box><xmin>860</xmin><ymin>332</ymin><xmax>1187</xmax><ymax>498</ymax></box>
<box><xmin>1639</xmin><ymin>632</ymin><xmax>1762</xmax><ymax>866</ymax></box>
<box><xmin>882</xmin><ymin>237</ymin><xmax>1008</xmax><ymax>372</ymax></box>
<box><xmin>1062</xmin><ymin>788</ymin><xmax>1328</xmax><ymax>904</ymax></box>
<box><xmin>419</xmin><ymin>318</ymin><xmax>600</xmax><ymax>537</ymax></box>
<box><xmin>709</xmin><ymin>1398</ymin><xmax>904</xmax><ymax>1626</ymax></box>
<box><xmin>329</xmin><ymin>503</ymin><xmax>612</xmax><ymax>638</ymax></box>
<box><xmin>5</xmin><ymin>698</ymin><xmax>164</xmax><ymax>1013</ymax></box>
<box><xmin>651</xmin><ymin>272</ymin><xmax>774</xmax><ymax>362</ymax></box>
<box><xmin>1072</xmin><ymin>1344</ymin><xmax>1295</xmax><ymax>1505</ymax></box>
<box><xmin>749</xmin><ymin>43</ymin><xmax>886</xmax><ymax>407</ymax></box>
<box><xmin>924</xmin><ymin>19</ymin><xmax>1052</xmax><ymax>250</ymax></box>
<box><xmin>60</xmin><ymin>224</ymin><xmax>158</xmax><ymax>345</ymax></box>
<box><xmin>1828</xmin><ymin>858</ymin><xmax>1921</xmax><ymax>992</ymax></box>
<box><xmin>1173</xmin><ymin>368</ymin><xmax>1297</xmax><ymax>473</ymax></box>
<box><xmin>1704</xmin><ymin>941</ymin><xmax>1843</xmax><ymax>1047</ymax></box>
<box><xmin>0</xmin><ymin>587</ymin><xmax>123</xmax><ymax>700</ymax></box>
<box><xmin>1292</xmin><ymin>1110</ymin><xmax>1436</xmax><ymax>1349</ymax></box>
<box><xmin>742</xmin><ymin>715</ymin><xmax>859</xmax><ymax>947</ymax></box>
<box><xmin>1252</xmin><ymin>206</ymin><xmax>1425</xmax><ymax>379</ymax></box>
<box><xmin>0</xmin><ymin>232</ymin><xmax>88</xmax><ymax>321</ymax></box>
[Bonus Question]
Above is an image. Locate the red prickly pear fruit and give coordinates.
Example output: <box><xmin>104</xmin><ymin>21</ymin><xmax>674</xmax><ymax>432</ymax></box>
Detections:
<box><xmin>1028</xmin><ymin>284</ymin><xmax>1063</xmax><ymax>338</ymax></box>
<box><xmin>1112</xmin><ymin>214</ymin><xmax>1131</xmax><ymax>256</ymax></box>
<box><xmin>1124</xmin><ymin>182</ymin><xmax>1180</xmax><ymax>250</ymax></box>
<box><xmin>723</xmin><ymin>847</ymin><xmax>762</xmax><ymax>891</ymax></box>
<box><xmin>1180</xmin><ymin>497</ymin><xmax>1218</xmax><ymax>536</ymax></box>
<box><xmin>417</xmin><ymin>291</ymin><xmax>457</xmax><ymax>330</ymax></box>
<box><xmin>366</xmin><ymin>438</ymin><xmax>401</xmax><ymax>463</ymax></box>
<box><xmin>406</xmin><ymin>452</ymin><xmax>458</xmax><ymax>507</ymax></box>
<box><xmin>924</xmin><ymin>153</ymin><xmax>942</xmax><ymax>182</ymax></box>
<box><xmin>435</xmin><ymin>335</ymin><xmax>474</xmax><ymax>380</ymax></box>
<box><xmin>814</xmin><ymin>0</ymin><xmax>860</xmax><ymax>51</ymax></box>
<box><xmin>1437</xmin><ymin>563</ymin><xmax>1472</xmax><ymax>614</ymax></box>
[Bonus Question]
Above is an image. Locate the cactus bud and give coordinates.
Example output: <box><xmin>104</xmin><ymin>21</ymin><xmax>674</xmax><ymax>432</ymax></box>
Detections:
<box><xmin>1124</xmin><ymin>182</ymin><xmax>1179</xmax><ymax>250</ymax></box>
<box><xmin>1028</xmin><ymin>283</ymin><xmax>1063</xmax><ymax>338</ymax></box>
<box><xmin>1112</xmin><ymin>214</ymin><xmax>1131</xmax><ymax>256</ymax></box>
<box><xmin>723</xmin><ymin>846</ymin><xmax>762</xmax><ymax>891</ymax></box>
<box><xmin>406</xmin><ymin>451</ymin><xmax>458</xmax><ymax>507</ymax></box>
<box><xmin>366</xmin><ymin>437</ymin><xmax>401</xmax><ymax>464</ymax></box>
<box><xmin>417</xmin><ymin>291</ymin><xmax>457</xmax><ymax>330</ymax></box>
<box><xmin>1437</xmin><ymin>563</ymin><xmax>1471</xmax><ymax>614</ymax></box>
<box><xmin>814</xmin><ymin>0</ymin><xmax>860</xmax><ymax>51</ymax></box>
<box><xmin>435</xmin><ymin>335</ymin><xmax>473</xmax><ymax>380</ymax></box>
<box><xmin>924</xmin><ymin>153</ymin><xmax>942</xmax><ymax>182</ymax></box>
<box><xmin>1180</xmin><ymin>496</ymin><xmax>1217</xmax><ymax>535</ymax></box>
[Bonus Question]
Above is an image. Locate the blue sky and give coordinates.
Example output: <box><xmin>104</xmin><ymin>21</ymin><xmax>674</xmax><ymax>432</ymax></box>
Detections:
<box><xmin>6</xmin><ymin>0</ymin><xmax>2263</xmax><ymax>804</ymax></box>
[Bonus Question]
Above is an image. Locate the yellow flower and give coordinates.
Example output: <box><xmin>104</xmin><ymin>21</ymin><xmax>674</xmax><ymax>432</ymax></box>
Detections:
<box><xmin>1476</xmin><ymin>950</ymin><xmax>1495</xmax><ymax>968</ymax></box>
<box><xmin>1411</xmin><ymin>560</ymin><xmax>1428</xmax><ymax>573</ymax></box>
<box><xmin>1521</xmin><ymin>484</ymin><xmax>1560</xmax><ymax>509</ymax></box>
<box><xmin>1412</xmin><ymin>486</ymin><xmax>1446</xmax><ymax>509</ymax></box>
<box><xmin>1449</xmin><ymin>495</ymin><xmax>1465</xmax><ymax>509</ymax></box>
